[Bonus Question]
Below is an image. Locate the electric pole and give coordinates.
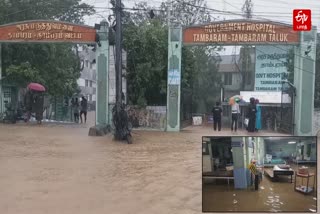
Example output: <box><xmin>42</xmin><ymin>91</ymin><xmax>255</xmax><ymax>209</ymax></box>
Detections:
<box><xmin>115</xmin><ymin>0</ymin><xmax>123</xmax><ymax>139</ymax></box>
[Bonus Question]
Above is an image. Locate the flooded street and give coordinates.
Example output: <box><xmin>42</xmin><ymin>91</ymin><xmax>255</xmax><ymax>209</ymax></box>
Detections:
<box><xmin>0</xmin><ymin>122</ymin><xmax>202</xmax><ymax>214</ymax></box>
<box><xmin>0</xmin><ymin>115</ymin><xmax>313</xmax><ymax>214</ymax></box>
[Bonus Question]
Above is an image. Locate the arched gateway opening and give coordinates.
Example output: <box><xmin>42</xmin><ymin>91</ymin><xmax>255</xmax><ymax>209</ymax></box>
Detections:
<box><xmin>166</xmin><ymin>19</ymin><xmax>317</xmax><ymax>136</ymax></box>
<box><xmin>0</xmin><ymin>20</ymin><xmax>110</xmax><ymax>126</ymax></box>
<box><xmin>0</xmin><ymin>19</ymin><xmax>317</xmax><ymax>136</ymax></box>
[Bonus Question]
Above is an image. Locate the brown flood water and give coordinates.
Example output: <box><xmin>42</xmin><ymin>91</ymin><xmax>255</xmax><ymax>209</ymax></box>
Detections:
<box><xmin>0</xmin><ymin>114</ymin><xmax>317</xmax><ymax>214</ymax></box>
<box><xmin>0</xmin><ymin>122</ymin><xmax>202</xmax><ymax>214</ymax></box>
<box><xmin>203</xmin><ymin>165</ymin><xmax>317</xmax><ymax>212</ymax></box>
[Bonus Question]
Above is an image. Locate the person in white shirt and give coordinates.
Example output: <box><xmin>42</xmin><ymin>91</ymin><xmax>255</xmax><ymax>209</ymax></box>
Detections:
<box><xmin>231</xmin><ymin>100</ymin><xmax>240</xmax><ymax>132</ymax></box>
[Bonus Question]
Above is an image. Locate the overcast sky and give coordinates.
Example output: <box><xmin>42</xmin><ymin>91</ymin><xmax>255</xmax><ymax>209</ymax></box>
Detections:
<box><xmin>82</xmin><ymin>0</ymin><xmax>320</xmax><ymax>54</ymax></box>
<box><xmin>82</xmin><ymin>0</ymin><xmax>320</xmax><ymax>28</ymax></box>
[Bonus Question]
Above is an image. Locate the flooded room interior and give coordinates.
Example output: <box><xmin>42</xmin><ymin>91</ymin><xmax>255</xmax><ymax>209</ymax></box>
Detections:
<box><xmin>202</xmin><ymin>136</ymin><xmax>317</xmax><ymax>212</ymax></box>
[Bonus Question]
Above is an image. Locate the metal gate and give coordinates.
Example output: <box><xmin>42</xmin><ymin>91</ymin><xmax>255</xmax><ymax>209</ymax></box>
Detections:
<box><xmin>279</xmin><ymin>82</ymin><xmax>295</xmax><ymax>135</ymax></box>
<box><xmin>180</xmin><ymin>88</ymin><xmax>193</xmax><ymax>128</ymax></box>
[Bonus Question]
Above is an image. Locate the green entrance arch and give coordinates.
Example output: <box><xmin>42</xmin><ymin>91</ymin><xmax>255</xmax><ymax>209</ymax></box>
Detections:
<box><xmin>167</xmin><ymin>19</ymin><xmax>317</xmax><ymax>136</ymax></box>
<box><xmin>0</xmin><ymin>20</ymin><xmax>110</xmax><ymax>125</ymax></box>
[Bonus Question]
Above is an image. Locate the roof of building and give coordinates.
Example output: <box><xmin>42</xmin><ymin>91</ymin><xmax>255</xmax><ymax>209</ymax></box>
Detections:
<box><xmin>218</xmin><ymin>55</ymin><xmax>240</xmax><ymax>73</ymax></box>
<box><xmin>218</xmin><ymin>47</ymin><xmax>255</xmax><ymax>73</ymax></box>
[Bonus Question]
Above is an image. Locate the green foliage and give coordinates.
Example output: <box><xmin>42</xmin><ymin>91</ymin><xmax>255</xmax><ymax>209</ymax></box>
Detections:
<box><xmin>123</xmin><ymin>20</ymin><xmax>168</xmax><ymax>106</ymax></box>
<box><xmin>0</xmin><ymin>0</ymin><xmax>94</xmax><ymax>97</ymax></box>
<box><xmin>121</xmin><ymin>0</ymin><xmax>222</xmax><ymax>111</ymax></box>
<box><xmin>0</xmin><ymin>0</ymin><xmax>94</xmax><ymax>25</ymax></box>
<box><xmin>3</xmin><ymin>43</ymin><xmax>81</xmax><ymax>97</ymax></box>
<box><xmin>2</xmin><ymin>62</ymin><xmax>44</xmax><ymax>87</ymax></box>
<box><xmin>191</xmin><ymin>47</ymin><xmax>222</xmax><ymax>113</ymax></box>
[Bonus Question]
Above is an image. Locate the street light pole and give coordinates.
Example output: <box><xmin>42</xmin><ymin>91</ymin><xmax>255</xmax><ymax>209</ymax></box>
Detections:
<box><xmin>115</xmin><ymin>0</ymin><xmax>122</xmax><ymax>139</ymax></box>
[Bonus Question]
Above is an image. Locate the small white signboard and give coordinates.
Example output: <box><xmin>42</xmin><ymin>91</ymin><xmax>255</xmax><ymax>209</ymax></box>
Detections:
<box><xmin>168</xmin><ymin>69</ymin><xmax>180</xmax><ymax>85</ymax></box>
<box><xmin>240</xmin><ymin>91</ymin><xmax>291</xmax><ymax>104</ymax></box>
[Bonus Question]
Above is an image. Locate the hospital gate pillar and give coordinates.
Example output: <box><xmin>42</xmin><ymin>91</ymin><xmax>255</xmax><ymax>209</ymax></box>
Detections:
<box><xmin>166</xmin><ymin>24</ymin><xmax>182</xmax><ymax>132</ymax></box>
<box><xmin>0</xmin><ymin>44</ymin><xmax>2</xmax><ymax>114</ymax></box>
<box><xmin>95</xmin><ymin>20</ymin><xmax>110</xmax><ymax>125</ymax></box>
<box><xmin>293</xmin><ymin>27</ymin><xmax>317</xmax><ymax>136</ymax></box>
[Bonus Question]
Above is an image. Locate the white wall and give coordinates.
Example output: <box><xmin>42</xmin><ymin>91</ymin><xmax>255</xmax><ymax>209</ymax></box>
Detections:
<box><xmin>265</xmin><ymin>142</ymin><xmax>296</xmax><ymax>158</ymax></box>
<box><xmin>77</xmin><ymin>79</ymin><xmax>85</xmax><ymax>87</ymax></box>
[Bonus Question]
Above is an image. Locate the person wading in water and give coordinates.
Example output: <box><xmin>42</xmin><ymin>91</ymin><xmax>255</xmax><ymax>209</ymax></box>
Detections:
<box><xmin>80</xmin><ymin>96</ymin><xmax>88</xmax><ymax>124</ymax></box>
<box><xmin>212</xmin><ymin>102</ymin><xmax>223</xmax><ymax>131</ymax></box>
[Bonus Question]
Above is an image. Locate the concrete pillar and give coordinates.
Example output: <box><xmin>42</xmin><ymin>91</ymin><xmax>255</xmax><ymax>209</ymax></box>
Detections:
<box><xmin>232</xmin><ymin>137</ymin><xmax>248</xmax><ymax>189</ymax></box>
<box><xmin>294</xmin><ymin>27</ymin><xmax>317</xmax><ymax>135</ymax></box>
<box><xmin>166</xmin><ymin>24</ymin><xmax>182</xmax><ymax>132</ymax></box>
<box><xmin>96</xmin><ymin>20</ymin><xmax>109</xmax><ymax>125</ymax></box>
<box><xmin>0</xmin><ymin>44</ymin><xmax>2</xmax><ymax>114</ymax></box>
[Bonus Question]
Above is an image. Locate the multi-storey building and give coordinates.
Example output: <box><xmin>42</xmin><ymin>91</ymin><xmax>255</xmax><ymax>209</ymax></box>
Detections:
<box><xmin>77</xmin><ymin>46</ymin><xmax>127</xmax><ymax>110</ymax></box>
<box><xmin>219</xmin><ymin>47</ymin><xmax>256</xmax><ymax>99</ymax></box>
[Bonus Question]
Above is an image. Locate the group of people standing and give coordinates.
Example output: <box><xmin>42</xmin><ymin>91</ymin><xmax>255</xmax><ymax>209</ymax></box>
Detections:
<box><xmin>211</xmin><ymin>98</ymin><xmax>262</xmax><ymax>132</ymax></box>
<box><xmin>71</xmin><ymin>96</ymin><xmax>88</xmax><ymax>124</ymax></box>
<box><xmin>246</xmin><ymin>97</ymin><xmax>262</xmax><ymax>132</ymax></box>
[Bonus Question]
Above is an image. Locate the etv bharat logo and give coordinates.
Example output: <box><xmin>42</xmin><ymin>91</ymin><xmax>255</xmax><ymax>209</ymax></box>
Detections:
<box><xmin>293</xmin><ymin>9</ymin><xmax>311</xmax><ymax>31</ymax></box>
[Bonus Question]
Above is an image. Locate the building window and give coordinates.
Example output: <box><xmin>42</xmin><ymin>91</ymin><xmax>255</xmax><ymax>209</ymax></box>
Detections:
<box><xmin>85</xmin><ymin>60</ymin><xmax>89</xmax><ymax>67</ymax></box>
<box><xmin>224</xmin><ymin>73</ymin><xmax>232</xmax><ymax>85</ymax></box>
<box><xmin>89</xmin><ymin>95</ymin><xmax>92</xmax><ymax>101</ymax></box>
<box><xmin>90</xmin><ymin>63</ymin><xmax>93</xmax><ymax>69</ymax></box>
<box><xmin>85</xmin><ymin>80</ymin><xmax>89</xmax><ymax>87</ymax></box>
<box><xmin>89</xmin><ymin>81</ymin><xmax>93</xmax><ymax>87</ymax></box>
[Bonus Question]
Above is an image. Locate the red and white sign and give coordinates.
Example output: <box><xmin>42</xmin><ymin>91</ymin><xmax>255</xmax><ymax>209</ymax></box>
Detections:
<box><xmin>293</xmin><ymin>9</ymin><xmax>311</xmax><ymax>31</ymax></box>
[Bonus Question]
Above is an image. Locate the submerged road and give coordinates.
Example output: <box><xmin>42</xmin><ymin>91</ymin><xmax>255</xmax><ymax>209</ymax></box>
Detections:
<box><xmin>0</xmin><ymin>114</ymin><xmax>298</xmax><ymax>214</ymax></box>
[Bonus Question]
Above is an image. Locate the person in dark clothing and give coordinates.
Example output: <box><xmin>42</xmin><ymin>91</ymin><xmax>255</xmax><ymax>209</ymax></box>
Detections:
<box><xmin>33</xmin><ymin>93</ymin><xmax>44</xmax><ymax>124</ymax></box>
<box><xmin>72</xmin><ymin>98</ymin><xmax>80</xmax><ymax>123</ymax></box>
<box><xmin>80</xmin><ymin>96</ymin><xmax>88</xmax><ymax>123</ymax></box>
<box><xmin>212</xmin><ymin>102</ymin><xmax>223</xmax><ymax>131</ymax></box>
<box><xmin>247</xmin><ymin>97</ymin><xmax>257</xmax><ymax>132</ymax></box>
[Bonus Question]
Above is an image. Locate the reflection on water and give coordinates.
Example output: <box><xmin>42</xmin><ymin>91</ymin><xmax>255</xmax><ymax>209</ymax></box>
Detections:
<box><xmin>265</xmin><ymin>195</ymin><xmax>282</xmax><ymax>212</ymax></box>
<box><xmin>203</xmin><ymin>166</ymin><xmax>317</xmax><ymax>212</ymax></box>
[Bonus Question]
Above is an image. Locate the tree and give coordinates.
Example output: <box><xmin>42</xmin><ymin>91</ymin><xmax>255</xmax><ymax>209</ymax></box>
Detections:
<box><xmin>118</xmin><ymin>0</ymin><xmax>222</xmax><ymax>115</ymax></box>
<box><xmin>0</xmin><ymin>0</ymin><xmax>95</xmax><ymax>97</ymax></box>
<box><xmin>192</xmin><ymin>47</ymin><xmax>222</xmax><ymax>113</ymax></box>
<box><xmin>2</xmin><ymin>62</ymin><xmax>44</xmax><ymax>87</ymax></box>
<box><xmin>123</xmin><ymin>20</ymin><xmax>168</xmax><ymax>106</ymax></box>
<box><xmin>159</xmin><ymin>0</ymin><xmax>212</xmax><ymax>26</ymax></box>
<box><xmin>242</xmin><ymin>0</ymin><xmax>253</xmax><ymax>19</ymax></box>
